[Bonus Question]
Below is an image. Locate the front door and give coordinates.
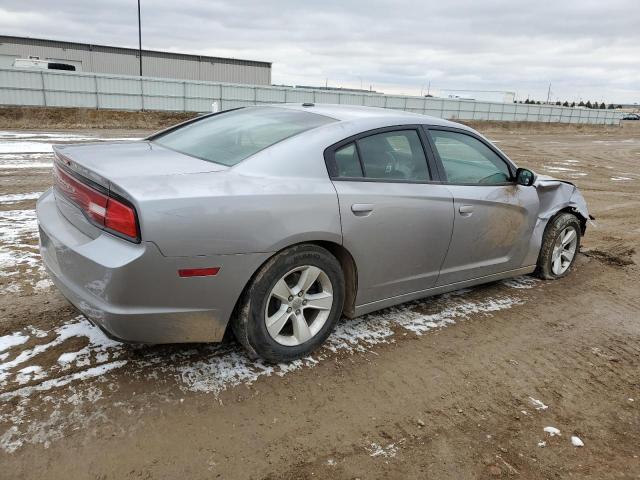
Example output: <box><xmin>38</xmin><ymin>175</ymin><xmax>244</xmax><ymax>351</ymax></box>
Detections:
<box><xmin>327</xmin><ymin>128</ymin><xmax>455</xmax><ymax>305</ymax></box>
<box><xmin>426</xmin><ymin>128</ymin><xmax>539</xmax><ymax>285</ymax></box>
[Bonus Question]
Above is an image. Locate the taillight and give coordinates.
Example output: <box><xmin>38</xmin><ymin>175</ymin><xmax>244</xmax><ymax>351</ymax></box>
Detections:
<box><xmin>53</xmin><ymin>163</ymin><xmax>140</xmax><ymax>242</ymax></box>
<box><xmin>105</xmin><ymin>197</ymin><xmax>138</xmax><ymax>239</ymax></box>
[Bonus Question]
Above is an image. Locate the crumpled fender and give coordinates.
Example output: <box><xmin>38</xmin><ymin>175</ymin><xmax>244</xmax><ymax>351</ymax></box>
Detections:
<box><xmin>534</xmin><ymin>174</ymin><xmax>591</xmax><ymax>225</ymax></box>
<box><xmin>522</xmin><ymin>173</ymin><xmax>591</xmax><ymax>266</ymax></box>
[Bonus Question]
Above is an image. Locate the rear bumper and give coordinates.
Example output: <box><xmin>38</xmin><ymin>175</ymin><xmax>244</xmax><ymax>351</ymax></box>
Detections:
<box><xmin>37</xmin><ymin>189</ymin><xmax>270</xmax><ymax>343</ymax></box>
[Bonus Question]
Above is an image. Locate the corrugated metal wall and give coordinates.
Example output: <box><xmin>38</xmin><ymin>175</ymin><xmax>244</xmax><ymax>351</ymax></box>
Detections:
<box><xmin>0</xmin><ymin>67</ymin><xmax>624</xmax><ymax>125</ymax></box>
<box><xmin>0</xmin><ymin>36</ymin><xmax>271</xmax><ymax>85</ymax></box>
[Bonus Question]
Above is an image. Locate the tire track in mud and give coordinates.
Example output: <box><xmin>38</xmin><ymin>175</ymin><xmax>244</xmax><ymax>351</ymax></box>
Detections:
<box><xmin>0</xmin><ymin>277</ymin><xmax>535</xmax><ymax>453</ymax></box>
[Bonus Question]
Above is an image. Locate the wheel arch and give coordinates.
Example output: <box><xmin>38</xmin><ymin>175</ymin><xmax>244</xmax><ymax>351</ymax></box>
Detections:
<box><xmin>227</xmin><ymin>240</ymin><xmax>359</xmax><ymax>336</ymax></box>
<box><xmin>546</xmin><ymin>206</ymin><xmax>588</xmax><ymax>235</ymax></box>
<box><xmin>310</xmin><ymin>240</ymin><xmax>358</xmax><ymax>318</ymax></box>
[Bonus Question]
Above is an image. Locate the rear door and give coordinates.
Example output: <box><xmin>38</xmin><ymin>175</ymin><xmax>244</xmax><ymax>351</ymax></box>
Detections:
<box><xmin>425</xmin><ymin>127</ymin><xmax>539</xmax><ymax>285</ymax></box>
<box><xmin>326</xmin><ymin>126</ymin><xmax>454</xmax><ymax>306</ymax></box>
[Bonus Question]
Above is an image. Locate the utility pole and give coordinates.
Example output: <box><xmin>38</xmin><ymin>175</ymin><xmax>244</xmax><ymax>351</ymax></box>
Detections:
<box><xmin>137</xmin><ymin>0</ymin><xmax>143</xmax><ymax>76</ymax></box>
<box><xmin>546</xmin><ymin>83</ymin><xmax>551</xmax><ymax>104</ymax></box>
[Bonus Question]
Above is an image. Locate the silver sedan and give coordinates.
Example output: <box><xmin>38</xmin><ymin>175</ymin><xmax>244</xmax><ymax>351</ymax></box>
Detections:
<box><xmin>37</xmin><ymin>104</ymin><xmax>590</xmax><ymax>362</ymax></box>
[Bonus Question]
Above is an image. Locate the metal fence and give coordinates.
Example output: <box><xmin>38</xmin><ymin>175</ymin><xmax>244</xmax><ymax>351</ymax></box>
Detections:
<box><xmin>0</xmin><ymin>67</ymin><xmax>624</xmax><ymax>125</ymax></box>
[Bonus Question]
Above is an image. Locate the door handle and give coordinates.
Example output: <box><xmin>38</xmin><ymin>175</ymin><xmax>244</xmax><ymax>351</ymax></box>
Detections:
<box><xmin>351</xmin><ymin>203</ymin><xmax>374</xmax><ymax>216</ymax></box>
<box><xmin>458</xmin><ymin>205</ymin><xmax>474</xmax><ymax>216</ymax></box>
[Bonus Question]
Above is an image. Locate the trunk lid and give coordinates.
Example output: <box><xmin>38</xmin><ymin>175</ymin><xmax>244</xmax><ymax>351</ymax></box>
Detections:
<box><xmin>51</xmin><ymin>141</ymin><xmax>227</xmax><ymax>240</ymax></box>
<box><xmin>53</xmin><ymin>141</ymin><xmax>227</xmax><ymax>184</ymax></box>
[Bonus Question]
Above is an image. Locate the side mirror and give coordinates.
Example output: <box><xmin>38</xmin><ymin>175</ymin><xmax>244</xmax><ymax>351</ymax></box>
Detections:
<box><xmin>516</xmin><ymin>168</ymin><xmax>535</xmax><ymax>186</ymax></box>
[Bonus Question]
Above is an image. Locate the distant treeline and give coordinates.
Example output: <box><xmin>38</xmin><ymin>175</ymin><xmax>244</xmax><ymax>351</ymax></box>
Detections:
<box><xmin>516</xmin><ymin>99</ymin><xmax>622</xmax><ymax>109</ymax></box>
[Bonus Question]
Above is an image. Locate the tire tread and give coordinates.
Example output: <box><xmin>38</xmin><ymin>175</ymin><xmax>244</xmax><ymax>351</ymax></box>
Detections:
<box><xmin>535</xmin><ymin>212</ymin><xmax>581</xmax><ymax>280</ymax></box>
<box><xmin>231</xmin><ymin>244</ymin><xmax>345</xmax><ymax>362</ymax></box>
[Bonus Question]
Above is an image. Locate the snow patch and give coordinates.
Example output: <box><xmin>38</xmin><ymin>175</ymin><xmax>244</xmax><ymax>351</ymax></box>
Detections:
<box><xmin>502</xmin><ymin>276</ymin><xmax>539</xmax><ymax>289</ymax></box>
<box><xmin>34</xmin><ymin>278</ymin><xmax>54</xmax><ymax>290</ymax></box>
<box><xmin>544</xmin><ymin>426</ymin><xmax>561</xmax><ymax>436</ymax></box>
<box><xmin>0</xmin><ymin>141</ymin><xmax>53</xmax><ymax>154</ymax></box>
<box><xmin>0</xmin><ymin>332</ymin><xmax>29</xmax><ymax>352</ymax></box>
<box><xmin>176</xmin><ymin>294</ymin><xmax>521</xmax><ymax>395</ymax></box>
<box><xmin>0</xmin><ymin>333</ymin><xmax>29</xmax><ymax>352</ymax></box>
<box><xmin>0</xmin><ymin>208</ymin><xmax>48</xmax><ymax>294</ymax></box>
<box><xmin>16</xmin><ymin>366</ymin><xmax>46</xmax><ymax>385</ymax></box>
<box><xmin>529</xmin><ymin>397</ymin><xmax>549</xmax><ymax>411</ymax></box>
<box><xmin>543</xmin><ymin>165</ymin><xmax>577</xmax><ymax>172</ymax></box>
<box><xmin>367</xmin><ymin>441</ymin><xmax>399</xmax><ymax>458</ymax></box>
<box><xmin>0</xmin><ymin>131</ymin><xmax>141</xmax><ymax>142</ymax></box>
<box><xmin>3</xmin><ymin>361</ymin><xmax>127</xmax><ymax>400</ymax></box>
<box><xmin>0</xmin><ymin>191</ymin><xmax>42</xmax><ymax>204</ymax></box>
<box><xmin>0</xmin><ymin>159</ymin><xmax>53</xmax><ymax>169</ymax></box>
<box><xmin>0</xmin><ymin>316</ymin><xmax>125</xmax><ymax>391</ymax></box>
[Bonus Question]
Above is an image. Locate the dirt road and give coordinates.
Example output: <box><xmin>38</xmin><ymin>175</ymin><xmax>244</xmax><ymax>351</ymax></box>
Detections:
<box><xmin>0</xmin><ymin>122</ymin><xmax>638</xmax><ymax>479</ymax></box>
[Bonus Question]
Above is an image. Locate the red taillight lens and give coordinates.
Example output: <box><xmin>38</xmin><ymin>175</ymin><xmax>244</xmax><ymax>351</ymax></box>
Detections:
<box><xmin>53</xmin><ymin>163</ymin><xmax>108</xmax><ymax>223</ymax></box>
<box><xmin>105</xmin><ymin>197</ymin><xmax>138</xmax><ymax>239</ymax></box>
<box><xmin>53</xmin><ymin>163</ymin><xmax>139</xmax><ymax>242</ymax></box>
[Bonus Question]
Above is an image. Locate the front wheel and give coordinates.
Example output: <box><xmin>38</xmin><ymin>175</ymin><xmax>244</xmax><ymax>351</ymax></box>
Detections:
<box><xmin>536</xmin><ymin>212</ymin><xmax>581</xmax><ymax>279</ymax></box>
<box><xmin>232</xmin><ymin>244</ymin><xmax>345</xmax><ymax>363</ymax></box>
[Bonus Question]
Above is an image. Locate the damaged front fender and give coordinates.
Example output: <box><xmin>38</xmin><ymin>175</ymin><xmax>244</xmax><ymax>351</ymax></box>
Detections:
<box><xmin>522</xmin><ymin>173</ymin><xmax>592</xmax><ymax>266</ymax></box>
<box><xmin>535</xmin><ymin>174</ymin><xmax>591</xmax><ymax>227</ymax></box>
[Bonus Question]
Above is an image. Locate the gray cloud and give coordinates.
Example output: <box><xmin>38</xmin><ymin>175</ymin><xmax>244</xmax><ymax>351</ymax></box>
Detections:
<box><xmin>1</xmin><ymin>0</ymin><xmax>639</xmax><ymax>102</ymax></box>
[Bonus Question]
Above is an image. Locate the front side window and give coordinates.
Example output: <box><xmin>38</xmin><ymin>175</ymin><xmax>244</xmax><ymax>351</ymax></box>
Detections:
<box><xmin>429</xmin><ymin>130</ymin><xmax>511</xmax><ymax>184</ymax></box>
<box><xmin>333</xmin><ymin>130</ymin><xmax>429</xmax><ymax>181</ymax></box>
<box><xmin>152</xmin><ymin>107</ymin><xmax>336</xmax><ymax>166</ymax></box>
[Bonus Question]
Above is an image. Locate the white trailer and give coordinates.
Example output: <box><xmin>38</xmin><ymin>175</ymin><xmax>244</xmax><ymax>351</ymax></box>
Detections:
<box><xmin>13</xmin><ymin>56</ymin><xmax>77</xmax><ymax>71</ymax></box>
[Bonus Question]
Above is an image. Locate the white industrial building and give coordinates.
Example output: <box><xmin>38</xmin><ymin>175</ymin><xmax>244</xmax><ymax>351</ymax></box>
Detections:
<box><xmin>0</xmin><ymin>35</ymin><xmax>271</xmax><ymax>85</ymax></box>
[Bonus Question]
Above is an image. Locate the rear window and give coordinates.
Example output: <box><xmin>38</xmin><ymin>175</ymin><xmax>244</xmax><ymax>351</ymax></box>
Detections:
<box><xmin>152</xmin><ymin>107</ymin><xmax>336</xmax><ymax>166</ymax></box>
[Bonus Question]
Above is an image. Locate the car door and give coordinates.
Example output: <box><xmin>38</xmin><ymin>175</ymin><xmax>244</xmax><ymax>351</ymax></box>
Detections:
<box><xmin>326</xmin><ymin>126</ymin><xmax>454</xmax><ymax>306</ymax></box>
<box><xmin>425</xmin><ymin>127</ymin><xmax>540</xmax><ymax>286</ymax></box>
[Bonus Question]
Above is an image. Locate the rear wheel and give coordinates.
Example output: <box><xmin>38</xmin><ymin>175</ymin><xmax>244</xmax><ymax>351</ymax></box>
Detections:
<box><xmin>536</xmin><ymin>213</ymin><xmax>581</xmax><ymax>279</ymax></box>
<box><xmin>232</xmin><ymin>244</ymin><xmax>345</xmax><ymax>363</ymax></box>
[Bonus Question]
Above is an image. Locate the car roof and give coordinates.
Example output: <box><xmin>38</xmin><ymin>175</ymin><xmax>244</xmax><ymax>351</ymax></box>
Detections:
<box><xmin>267</xmin><ymin>103</ymin><xmax>465</xmax><ymax>128</ymax></box>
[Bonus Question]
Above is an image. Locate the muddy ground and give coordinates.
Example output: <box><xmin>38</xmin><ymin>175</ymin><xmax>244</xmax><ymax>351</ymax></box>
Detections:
<box><xmin>0</xmin><ymin>120</ymin><xmax>639</xmax><ymax>479</ymax></box>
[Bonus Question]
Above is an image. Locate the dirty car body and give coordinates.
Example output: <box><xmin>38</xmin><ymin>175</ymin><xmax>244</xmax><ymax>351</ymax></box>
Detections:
<box><xmin>37</xmin><ymin>104</ymin><xmax>590</xmax><ymax>346</ymax></box>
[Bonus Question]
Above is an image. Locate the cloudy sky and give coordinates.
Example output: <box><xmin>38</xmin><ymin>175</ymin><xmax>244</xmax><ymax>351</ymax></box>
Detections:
<box><xmin>1</xmin><ymin>0</ymin><xmax>639</xmax><ymax>103</ymax></box>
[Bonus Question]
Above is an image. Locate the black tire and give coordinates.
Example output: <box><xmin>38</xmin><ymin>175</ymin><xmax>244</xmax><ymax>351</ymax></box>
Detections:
<box><xmin>232</xmin><ymin>244</ymin><xmax>345</xmax><ymax>363</ymax></box>
<box><xmin>536</xmin><ymin>212</ymin><xmax>582</xmax><ymax>280</ymax></box>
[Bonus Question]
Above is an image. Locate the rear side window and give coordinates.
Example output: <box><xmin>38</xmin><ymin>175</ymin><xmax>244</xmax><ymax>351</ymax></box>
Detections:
<box><xmin>429</xmin><ymin>130</ymin><xmax>511</xmax><ymax>184</ymax></box>
<box><xmin>152</xmin><ymin>107</ymin><xmax>336</xmax><ymax>166</ymax></box>
<box><xmin>334</xmin><ymin>143</ymin><xmax>363</xmax><ymax>178</ymax></box>
<box><xmin>331</xmin><ymin>129</ymin><xmax>430</xmax><ymax>181</ymax></box>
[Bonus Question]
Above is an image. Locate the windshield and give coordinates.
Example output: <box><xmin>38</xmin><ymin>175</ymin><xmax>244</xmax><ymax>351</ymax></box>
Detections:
<box><xmin>152</xmin><ymin>107</ymin><xmax>336</xmax><ymax>166</ymax></box>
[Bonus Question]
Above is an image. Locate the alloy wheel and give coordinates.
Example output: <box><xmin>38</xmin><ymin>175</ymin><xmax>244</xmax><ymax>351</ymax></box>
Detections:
<box><xmin>264</xmin><ymin>265</ymin><xmax>334</xmax><ymax>346</ymax></box>
<box><xmin>551</xmin><ymin>226</ymin><xmax>578</xmax><ymax>275</ymax></box>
